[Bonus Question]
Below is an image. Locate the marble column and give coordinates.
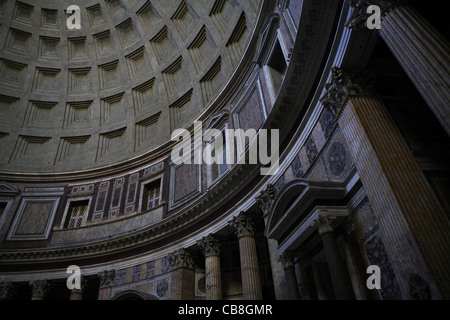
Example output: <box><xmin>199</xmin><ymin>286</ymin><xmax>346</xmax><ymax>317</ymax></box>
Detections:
<box><xmin>69</xmin><ymin>276</ymin><xmax>87</xmax><ymax>300</ymax></box>
<box><xmin>29</xmin><ymin>280</ymin><xmax>51</xmax><ymax>300</ymax></box>
<box><xmin>97</xmin><ymin>270</ymin><xmax>116</xmax><ymax>300</ymax></box>
<box><xmin>230</xmin><ymin>212</ymin><xmax>263</xmax><ymax>300</ymax></box>
<box><xmin>0</xmin><ymin>282</ymin><xmax>15</xmax><ymax>300</ymax></box>
<box><xmin>294</xmin><ymin>249</ymin><xmax>312</xmax><ymax>300</ymax></box>
<box><xmin>169</xmin><ymin>248</ymin><xmax>195</xmax><ymax>300</ymax></box>
<box><xmin>312</xmin><ymin>215</ymin><xmax>354</xmax><ymax>300</ymax></box>
<box><xmin>346</xmin><ymin>0</ymin><xmax>450</xmax><ymax>135</ymax></box>
<box><xmin>256</xmin><ymin>184</ymin><xmax>289</xmax><ymax>300</ymax></box>
<box><xmin>197</xmin><ymin>235</ymin><xmax>222</xmax><ymax>300</ymax></box>
<box><xmin>278</xmin><ymin>252</ymin><xmax>300</xmax><ymax>300</ymax></box>
<box><xmin>321</xmin><ymin>67</ymin><xmax>450</xmax><ymax>299</ymax></box>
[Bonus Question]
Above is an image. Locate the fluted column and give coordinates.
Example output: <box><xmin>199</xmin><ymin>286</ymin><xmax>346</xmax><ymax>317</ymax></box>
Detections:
<box><xmin>278</xmin><ymin>252</ymin><xmax>300</xmax><ymax>300</ymax></box>
<box><xmin>346</xmin><ymin>0</ymin><xmax>450</xmax><ymax>135</ymax></box>
<box><xmin>169</xmin><ymin>248</ymin><xmax>195</xmax><ymax>300</ymax></box>
<box><xmin>312</xmin><ymin>215</ymin><xmax>354</xmax><ymax>300</ymax></box>
<box><xmin>321</xmin><ymin>67</ymin><xmax>450</xmax><ymax>299</ymax></box>
<box><xmin>29</xmin><ymin>280</ymin><xmax>50</xmax><ymax>300</ymax></box>
<box><xmin>69</xmin><ymin>276</ymin><xmax>87</xmax><ymax>300</ymax></box>
<box><xmin>256</xmin><ymin>184</ymin><xmax>289</xmax><ymax>299</ymax></box>
<box><xmin>97</xmin><ymin>270</ymin><xmax>116</xmax><ymax>300</ymax></box>
<box><xmin>197</xmin><ymin>235</ymin><xmax>222</xmax><ymax>300</ymax></box>
<box><xmin>230</xmin><ymin>212</ymin><xmax>263</xmax><ymax>300</ymax></box>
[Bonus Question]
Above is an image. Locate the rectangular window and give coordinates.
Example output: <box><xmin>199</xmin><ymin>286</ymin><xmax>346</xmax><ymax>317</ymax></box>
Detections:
<box><xmin>65</xmin><ymin>200</ymin><xmax>89</xmax><ymax>229</ymax></box>
<box><xmin>143</xmin><ymin>179</ymin><xmax>161</xmax><ymax>210</ymax></box>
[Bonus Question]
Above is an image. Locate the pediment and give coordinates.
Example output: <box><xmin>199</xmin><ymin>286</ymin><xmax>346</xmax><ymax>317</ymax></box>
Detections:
<box><xmin>0</xmin><ymin>182</ymin><xmax>20</xmax><ymax>196</ymax></box>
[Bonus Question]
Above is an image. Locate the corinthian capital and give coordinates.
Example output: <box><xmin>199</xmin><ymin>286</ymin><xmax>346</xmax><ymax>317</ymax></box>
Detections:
<box><xmin>311</xmin><ymin>215</ymin><xmax>337</xmax><ymax>235</ymax></box>
<box><xmin>345</xmin><ymin>0</ymin><xmax>401</xmax><ymax>30</ymax></box>
<box><xmin>29</xmin><ymin>280</ymin><xmax>51</xmax><ymax>298</ymax></box>
<box><xmin>229</xmin><ymin>211</ymin><xmax>256</xmax><ymax>238</ymax></box>
<box><xmin>320</xmin><ymin>67</ymin><xmax>376</xmax><ymax>116</ymax></box>
<box><xmin>169</xmin><ymin>248</ymin><xmax>195</xmax><ymax>270</ymax></box>
<box><xmin>256</xmin><ymin>184</ymin><xmax>276</xmax><ymax>215</ymax></box>
<box><xmin>0</xmin><ymin>282</ymin><xmax>15</xmax><ymax>300</ymax></box>
<box><xmin>197</xmin><ymin>234</ymin><xmax>221</xmax><ymax>257</ymax></box>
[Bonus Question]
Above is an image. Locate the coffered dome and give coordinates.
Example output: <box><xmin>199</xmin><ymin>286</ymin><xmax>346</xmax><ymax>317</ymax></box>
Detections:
<box><xmin>0</xmin><ymin>0</ymin><xmax>261</xmax><ymax>172</ymax></box>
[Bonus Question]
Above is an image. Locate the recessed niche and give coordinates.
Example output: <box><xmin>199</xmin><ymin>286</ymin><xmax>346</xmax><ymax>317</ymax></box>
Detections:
<box><xmin>0</xmin><ymin>59</ymin><xmax>27</xmax><ymax>89</ymax></box>
<box><xmin>93</xmin><ymin>30</ymin><xmax>114</xmax><ymax>58</ymax></box>
<box><xmin>63</xmin><ymin>101</ymin><xmax>93</xmax><ymax>130</ymax></box>
<box><xmin>38</xmin><ymin>36</ymin><xmax>60</xmax><ymax>60</ymax></box>
<box><xmin>100</xmin><ymin>92</ymin><xmax>125</xmax><ymax>126</ymax></box>
<box><xmin>41</xmin><ymin>8</ymin><xmax>59</xmax><ymax>29</ymax></box>
<box><xmin>68</xmin><ymin>68</ymin><xmax>92</xmax><ymax>94</ymax></box>
<box><xmin>135</xmin><ymin>111</ymin><xmax>161</xmax><ymax>151</ymax></box>
<box><xmin>68</xmin><ymin>37</ymin><xmax>89</xmax><ymax>62</ymax></box>
<box><xmin>226</xmin><ymin>12</ymin><xmax>248</xmax><ymax>66</ymax></box>
<box><xmin>116</xmin><ymin>18</ymin><xmax>139</xmax><ymax>49</ymax></box>
<box><xmin>171</xmin><ymin>0</ymin><xmax>200</xmax><ymax>39</ymax></box>
<box><xmin>96</xmin><ymin>127</ymin><xmax>127</xmax><ymax>161</ymax></box>
<box><xmin>150</xmin><ymin>25</ymin><xmax>178</xmax><ymax>65</ymax></box>
<box><xmin>132</xmin><ymin>78</ymin><xmax>156</xmax><ymax>115</ymax></box>
<box><xmin>161</xmin><ymin>56</ymin><xmax>189</xmax><ymax>99</ymax></box>
<box><xmin>200</xmin><ymin>56</ymin><xmax>223</xmax><ymax>106</ymax></box>
<box><xmin>4</xmin><ymin>28</ymin><xmax>31</xmax><ymax>55</ymax></box>
<box><xmin>32</xmin><ymin>67</ymin><xmax>61</xmax><ymax>94</ymax></box>
<box><xmin>125</xmin><ymin>46</ymin><xmax>151</xmax><ymax>80</ymax></box>
<box><xmin>22</xmin><ymin>101</ymin><xmax>58</xmax><ymax>128</ymax></box>
<box><xmin>187</xmin><ymin>25</ymin><xmax>217</xmax><ymax>75</ymax></box>
<box><xmin>98</xmin><ymin>60</ymin><xmax>120</xmax><ymax>90</ymax></box>
<box><xmin>12</xmin><ymin>1</ymin><xmax>34</xmax><ymax>26</ymax></box>
<box><xmin>87</xmin><ymin>4</ymin><xmax>105</xmax><ymax>27</ymax></box>
<box><xmin>136</xmin><ymin>0</ymin><xmax>161</xmax><ymax>31</ymax></box>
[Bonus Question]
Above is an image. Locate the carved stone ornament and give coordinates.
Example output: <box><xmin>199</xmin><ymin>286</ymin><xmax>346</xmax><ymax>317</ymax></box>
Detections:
<box><xmin>311</xmin><ymin>215</ymin><xmax>337</xmax><ymax>235</ymax></box>
<box><xmin>256</xmin><ymin>184</ymin><xmax>276</xmax><ymax>215</ymax></box>
<box><xmin>197</xmin><ymin>234</ymin><xmax>221</xmax><ymax>257</ymax></box>
<box><xmin>29</xmin><ymin>280</ymin><xmax>51</xmax><ymax>298</ymax></box>
<box><xmin>229</xmin><ymin>211</ymin><xmax>256</xmax><ymax>238</ymax></box>
<box><xmin>169</xmin><ymin>248</ymin><xmax>195</xmax><ymax>270</ymax></box>
<box><xmin>320</xmin><ymin>67</ymin><xmax>376</xmax><ymax>116</ymax></box>
<box><xmin>0</xmin><ymin>282</ymin><xmax>15</xmax><ymax>299</ymax></box>
<box><xmin>278</xmin><ymin>252</ymin><xmax>295</xmax><ymax>270</ymax></box>
<box><xmin>345</xmin><ymin>0</ymin><xmax>400</xmax><ymax>30</ymax></box>
<box><xmin>98</xmin><ymin>270</ymin><xmax>116</xmax><ymax>288</ymax></box>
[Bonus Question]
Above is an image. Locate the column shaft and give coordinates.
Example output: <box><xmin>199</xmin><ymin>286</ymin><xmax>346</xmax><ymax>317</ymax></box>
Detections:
<box><xmin>379</xmin><ymin>5</ymin><xmax>450</xmax><ymax>135</ymax></box>
<box><xmin>321</xmin><ymin>231</ymin><xmax>354</xmax><ymax>300</ymax></box>
<box><xmin>339</xmin><ymin>95</ymin><xmax>450</xmax><ymax>298</ymax></box>
<box><xmin>205</xmin><ymin>255</ymin><xmax>222</xmax><ymax>300</ymax></box>
<box><xmin>239</xmin><ymin>235</ymin><xmax>263</xmax><ymax>300</ymax></box>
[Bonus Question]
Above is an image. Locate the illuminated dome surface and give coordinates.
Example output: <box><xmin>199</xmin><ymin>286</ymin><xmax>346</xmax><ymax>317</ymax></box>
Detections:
<box><xmin>0</xmin><ymin>0</ymin><xmax>260</xmax><ymax>173</ymax></box>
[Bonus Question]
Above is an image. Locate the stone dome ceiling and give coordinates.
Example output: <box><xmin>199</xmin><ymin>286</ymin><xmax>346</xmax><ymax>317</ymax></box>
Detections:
<box><xmin>0</xmin><ymin>0</ymin><xmax>261</xmax><ymax>173</ymax></box>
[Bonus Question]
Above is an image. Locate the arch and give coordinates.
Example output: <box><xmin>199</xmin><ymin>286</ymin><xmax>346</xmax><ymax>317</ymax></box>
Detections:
<box><xmin>265</xmin><ymin>179</ymin><xmax>347</xmax><ymax>241</ymax></box>
<box><xmin>111</xmin><ymin>290</ymin><xmax>159</xmax><ymax>301</ymax></box>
